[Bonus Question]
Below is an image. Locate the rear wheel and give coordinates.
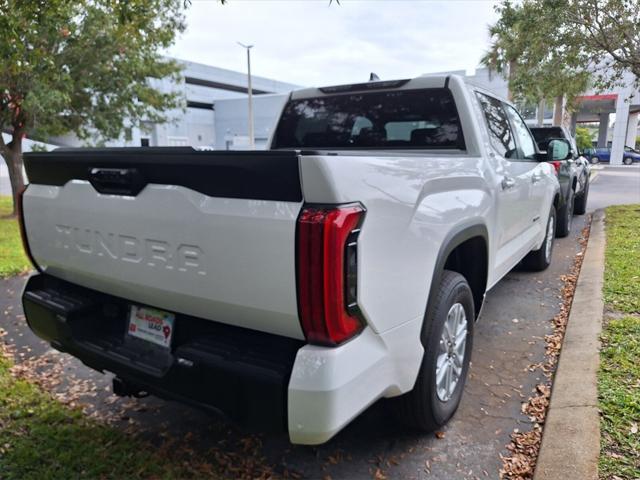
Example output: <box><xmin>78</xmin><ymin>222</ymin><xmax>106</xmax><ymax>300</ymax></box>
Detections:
<box><xmin>590</xmin><ymin>156</ymin><xmax>599</xmax><ymax>165</ymax></box>
<box><xmin>623</xmin><ymin>156</ymin><xmax>633</xmax><ymax>165</ymax></box>
<box><xmin>574</xmin><ymin>179</ymin><xmax>589</xmax><ymax>215</ymax></box>
<box><xmin>392</xmin><ymin>271</ymin><xmax>474</xmax><ymax>432</ymax></box>
<box><xmin>523</xmin><ymin>206</ymin><xmax>556</xmax><ymax>271</ymax></box>
<box><xmin>556</xmin><ymin>189</ymin><xmax>574</xmax><ymax>238</ymax></box>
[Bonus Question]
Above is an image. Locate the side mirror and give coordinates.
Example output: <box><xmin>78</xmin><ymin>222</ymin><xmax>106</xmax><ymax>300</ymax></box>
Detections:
<box><xmin>547</xmin><ymin>139</ymin><xmax>571</xmax><ymax>161</ymax></box>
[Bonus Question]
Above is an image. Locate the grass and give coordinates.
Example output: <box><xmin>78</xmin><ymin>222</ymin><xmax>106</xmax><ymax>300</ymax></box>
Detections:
<box><xmin>603</xmin><ymin>204</ymin><xmax>640</xmax><ymax>314</ymax></box>
<box><xmin>598</xmin><ymin>316</ymin><xmax>640</xmax><ymax>478</ymax></box>
<box><xmin>0</xmin><ymin>195</ymin><xmax>215</xmax><ymax>478</ymax></box>
<box><xmin>599</xmin><ymin>204</ymin><xmax>640</xmax><ymax>479</ymax></box>
<box><xmin>0</xmin><ymin>351</ymin><xmax>200</xmax><ymax>480</ymax></box>
<box><xmin>0</xmin><ymin>196</ymin><xmax>30</xmax><ymax>277</ymax></box>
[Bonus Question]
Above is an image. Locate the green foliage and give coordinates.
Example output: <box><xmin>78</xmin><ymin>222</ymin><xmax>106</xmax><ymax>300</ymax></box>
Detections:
<box><xmin>0</xmin><ymin>0</ymin><xmax>187</xmax><ymax>143</ymax></box>
<box><xmin>575</xmin><ymin>126</ymin><xmax>593</xmax><ymax>151</ymax></box>
<box><xmin>0</xmin><ymin>196</ymin><xmax>29</xmax><ymax>277</ymax></box>
<box><xmin>563</xmin><ymin>0</ymin><xmax>640</xmax><ymax>91</ymax></box>
<box><xmin>603</xmin><ymin>204</ymin><xmax>640</xmax><ymax>314</ymax></box>
<box><xmin>482</xmin><ymin>0</ymin><xmax>589</xmax><ymax>106</ymax></box>
<box><xmin>636</xmin><ymin>136</ymin><xmax>640</xmax><ymax>150</ymax></box>
<box><xmin>484</xmin><ymin>0</ymin><xmax>640</xmax><ymax>102</ymax></box>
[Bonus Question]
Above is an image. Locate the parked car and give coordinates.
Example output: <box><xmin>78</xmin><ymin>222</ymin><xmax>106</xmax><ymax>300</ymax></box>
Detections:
<box><xmin>530</xmin><ymin>126</ymin><xmax>591</xmax><ymax>225</ymax></box>
<box><xmin>19</xmin><ymin>75</ymin><xmax>562</xmax><ymax>445</ymax></box>
<box><xmin>583</xmin><ymin>146</ymin><xmax>640</xmax><ymax>165</ymax></box>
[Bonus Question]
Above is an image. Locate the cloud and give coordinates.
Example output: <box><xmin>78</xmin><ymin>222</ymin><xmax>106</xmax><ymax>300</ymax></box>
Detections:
<box><xmin>168</xmin><ymin>0</ymin><xmax>499</xmax><ymax>87</ymax></box>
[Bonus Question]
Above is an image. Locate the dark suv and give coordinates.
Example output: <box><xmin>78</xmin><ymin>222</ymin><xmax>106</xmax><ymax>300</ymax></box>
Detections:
<box><xmin>530</xmin><ymin>126</ymin><xmax>590</xmax><ymax>236</ymax></box>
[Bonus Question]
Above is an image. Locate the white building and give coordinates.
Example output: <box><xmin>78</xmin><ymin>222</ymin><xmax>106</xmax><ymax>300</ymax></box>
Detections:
<box><xmin>50</xmin><ymin>59</ymin><xmax>299</xmax><ymax>150</ymax></box>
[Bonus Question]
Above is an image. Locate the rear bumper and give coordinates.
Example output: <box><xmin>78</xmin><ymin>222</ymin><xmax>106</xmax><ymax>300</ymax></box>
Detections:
<box><xmin>22</xmin><ymin>273</ymin><xmax>425</xmax><ymax>444</ymax></box>
<box><xmin>22</xmin><ymin>273</ymin><xmax>302</xmax><ymax>431</ymax></box>
<box><xmin>288</xmin><ymin>315</ymin><xmax>424</xmax><ymax>444</ymax></box>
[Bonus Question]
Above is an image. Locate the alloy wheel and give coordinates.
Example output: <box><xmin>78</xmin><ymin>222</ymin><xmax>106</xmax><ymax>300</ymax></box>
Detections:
<box><xmin>436</xmin><ymin>303</ymin><xmax>468</xmax><ymax>402</ymax></box>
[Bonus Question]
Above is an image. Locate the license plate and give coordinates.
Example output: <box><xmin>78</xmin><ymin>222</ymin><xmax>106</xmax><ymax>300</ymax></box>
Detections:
<box><xmin>127</xmin><ymin>305</ymin><xmax>175</xmax><ymax>349</ymax></box>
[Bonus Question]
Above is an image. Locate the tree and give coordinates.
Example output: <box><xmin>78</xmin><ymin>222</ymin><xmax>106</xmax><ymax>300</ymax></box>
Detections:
<box><xmin>484</xmin><ymin>0</ymin><xmax>640</xmax><ymax>115</ymax></box>
<box><xmin>481</xmin><ymin>0</ymin><xmax>523</xmax><ymax>101</ymax></box>
<box><xmin>575</xmin><ymin>126</ymin><xmax>593</xmax><ymax>150</ymax></box>
<box><xmin>482</xmin><ymin>0</ymin><xmax>589</xmax><ymax>124</ymax></box>
<box><xmin>563</xmin><ymin>0</ymin><xmax>640</xmax><ymax>90</ymax></box>
<box><xmin>0</xmin><ymin>0</ymin><xmax>188</xmax><ymax>216</ymax></box>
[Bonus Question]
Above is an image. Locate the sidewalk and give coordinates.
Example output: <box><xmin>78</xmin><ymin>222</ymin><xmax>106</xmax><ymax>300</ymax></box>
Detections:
<box><xmin>534</xmin><ymin>210</ymin><xmax>605</xmax><ymax>480</ymax></box>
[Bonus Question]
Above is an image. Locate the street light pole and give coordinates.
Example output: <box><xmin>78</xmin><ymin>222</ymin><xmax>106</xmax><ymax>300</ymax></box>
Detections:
<box><xmin>237</xmin><ymin>42</ymin><xmax>255</xmax><ymax>149</ymax></box>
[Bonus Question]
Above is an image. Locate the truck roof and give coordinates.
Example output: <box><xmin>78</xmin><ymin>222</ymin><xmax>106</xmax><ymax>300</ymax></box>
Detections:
<box><xmin>290</xmin><ymin>75</ymin><xmax>453</xmax><ymax>100</ymax></box>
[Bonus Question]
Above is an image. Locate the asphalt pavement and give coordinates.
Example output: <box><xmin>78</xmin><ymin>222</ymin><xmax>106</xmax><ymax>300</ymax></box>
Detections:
<box><xmin>0</xmin><ymin>165</ymin><xmax>638</xmax><ymax>479</ymax></box>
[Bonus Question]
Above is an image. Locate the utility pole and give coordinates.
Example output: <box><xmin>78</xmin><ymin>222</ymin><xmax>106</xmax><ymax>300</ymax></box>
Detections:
<box><xmin>237</xmin><ymin>42</ymin><xmax>255</xmax><ymax>149</ymax></box>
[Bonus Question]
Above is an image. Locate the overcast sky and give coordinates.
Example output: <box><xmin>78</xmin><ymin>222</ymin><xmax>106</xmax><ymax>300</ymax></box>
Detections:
<box><xmin>168</xmin><ymin>0</ymin><xmax>500</xmax><ymax>87</ymax></box>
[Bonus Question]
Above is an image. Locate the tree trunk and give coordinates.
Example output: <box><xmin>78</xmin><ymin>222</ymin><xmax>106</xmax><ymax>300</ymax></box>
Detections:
<box><xmin>507</xmin><ymin>59</ymin><xmax>517</xmax><ymax>101</ymax></box>
<box><xmin>537</xmin><ymin>98</ymin><xmax>546</xmax><ymax>127</ymax></box>
<box><xmin>553</xmin><ymin>95</ymin><xmax>564</xmax><ymax>127</ymax></box>
<box><xmin>0</xmin><ymin>134</ymin><xmax>24</xmax><ymax>218</ymax></box>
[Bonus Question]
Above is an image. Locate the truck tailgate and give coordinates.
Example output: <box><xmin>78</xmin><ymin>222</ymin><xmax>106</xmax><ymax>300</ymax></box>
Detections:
<box><xmin>22</xmin><ymin>148</ymin><xmax>305</xmax><ymax>339</ymax></box>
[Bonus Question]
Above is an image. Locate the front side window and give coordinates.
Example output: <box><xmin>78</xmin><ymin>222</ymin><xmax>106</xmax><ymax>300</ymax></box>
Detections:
<box><xmin>504</xmin><ymin>105</ymin><xmax>537</xmax><ymax>160</ymax></box>
<box><xmin>272</xmin><ymin>88</ymin><xmax>465</xmax><ymax>150</ymax></box>
<box><xmin>476</xmin><ymin>92</ymin><xmax>516</xmax><ymax>158</ymax></box>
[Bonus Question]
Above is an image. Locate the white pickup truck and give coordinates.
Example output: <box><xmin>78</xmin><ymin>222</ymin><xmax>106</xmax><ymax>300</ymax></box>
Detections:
<box><xmin>19</xmin><ymin>75</ymin><xmax>565</xmax><ymax>445</ymax></box>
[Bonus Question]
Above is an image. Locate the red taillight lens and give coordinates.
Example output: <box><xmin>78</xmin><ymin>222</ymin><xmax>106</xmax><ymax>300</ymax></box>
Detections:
<box><xmin>550</xmin><ymin>161</ymin><xmax>561</xmax><ymax>175</ymax></box>
<box><xmin>17</xmin><ymin>186</ymin><xmax>41</xmax><ymax>271</ymax></box>
<box><xmin>297</xmin><ymin>204</ymin><xmax>365</xmax><ymax>346</ymax></box>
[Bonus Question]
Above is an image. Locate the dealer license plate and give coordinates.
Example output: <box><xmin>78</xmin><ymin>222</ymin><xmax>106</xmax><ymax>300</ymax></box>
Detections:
<box><xmin>127</xmin><ymin>305</ymin><xmax>175</xmax><ymax>349</ymax></box>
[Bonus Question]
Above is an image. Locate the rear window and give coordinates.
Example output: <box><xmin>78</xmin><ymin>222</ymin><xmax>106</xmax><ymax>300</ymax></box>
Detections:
<box><xmin>272</xmin><ymin>88</ymin><xmax>465</xmax><ymax>150</ymax></box>
<box><xmin>531</xmin><ymin>127</ymin><xmax>564</xmax><ymax>144</ymax></box>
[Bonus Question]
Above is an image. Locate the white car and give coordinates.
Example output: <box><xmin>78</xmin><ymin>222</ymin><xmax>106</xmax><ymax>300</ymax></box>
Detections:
<box><xmin>19</xmin><ymin>74</ymin><xmax>562</xmax><ymax>445</ymax></box>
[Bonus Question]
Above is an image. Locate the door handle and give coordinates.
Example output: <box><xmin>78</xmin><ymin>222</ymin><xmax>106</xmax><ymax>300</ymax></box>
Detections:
<box><xmin>501</xmin><ymin>176</ymin><xmax>516</xmax><ymax>190</ymax></box>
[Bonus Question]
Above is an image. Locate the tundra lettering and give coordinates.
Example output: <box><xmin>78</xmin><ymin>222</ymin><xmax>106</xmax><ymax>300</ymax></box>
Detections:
<box><xmin>54</xmin><ymin>224</ymin><xmax>206</xmax><ymax>275</ymax></box>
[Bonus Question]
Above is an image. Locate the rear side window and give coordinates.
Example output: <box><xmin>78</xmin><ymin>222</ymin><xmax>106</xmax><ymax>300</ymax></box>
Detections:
<box><xmin>476</xmin><ymin>92</ymin><xmax>516</xmax><ymax>158</ymax></box>
<box><xmin>531</xmin><ymin>127</ymin><xmax>563</xmax><ymax>144</ymax></box>
<box><xmin>272</xmin><ymin>89</ymin><xmax>465</xmax><ymax>150</ymax></box>
<box><xmin>504</xmin><ymin>105</ymin><xmax>537</xmax><ymax>160</ymax></box>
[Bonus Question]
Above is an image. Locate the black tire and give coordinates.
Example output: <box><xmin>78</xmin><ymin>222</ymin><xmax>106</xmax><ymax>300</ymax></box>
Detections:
<box><xmin>590</xmin><ymin>156</ymin><xmax>599</xmax><ymax>165</ymax></box>
<box><xmin>523</xmin><ymin>206</ymin><xmax>556</xmax><ymax>271</ymax></box>
<box><xmin>573</xmin><ymin>179</ymin><xmax>589</xmax><ymax>215</ymax></box>
<box><xmin>623</xmin><ymin>157</ymin><xmax>633</xmax><ymax>165</ymax></box>
<box><xmin>392</xmin><ymin>270</ymin><xmax>474</xmax><ymax>432</ymax></box>
<box><xmin>556</xmin><ymin>188</ymin><xmax>574</xmax><ymax>238</ymax></box>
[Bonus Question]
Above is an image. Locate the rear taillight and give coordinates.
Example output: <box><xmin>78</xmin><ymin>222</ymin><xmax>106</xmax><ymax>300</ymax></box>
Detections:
<box><xmin>296</xmin><ymin>204</ymin><xmax>365</xmax><ymax>346</ymax></box>
<box><xmin>550</xmin><ymin>161</ymin><xmax>561</xmax><ymax>175</ymax></box>
<box><xmin>17</xmin><ymin>186</ymin><xmax>41</xmax><ymax>271</ymax></box>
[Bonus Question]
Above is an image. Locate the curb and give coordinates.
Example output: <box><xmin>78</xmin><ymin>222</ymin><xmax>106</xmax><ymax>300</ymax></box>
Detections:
<box><xmin>534</xmin><ymin>210</ymin><xmax>605</xmax><ymax>480</ymax></box>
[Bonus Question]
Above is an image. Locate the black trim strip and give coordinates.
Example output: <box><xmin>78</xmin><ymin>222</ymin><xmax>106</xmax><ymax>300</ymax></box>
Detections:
<box><xmin>184</xmin><ymin>76</ymin><xmax>271</xmax><ymax>95</ymax></box>
<box><xmin>318</xmin><ymin>79</ymin><xmax>410</xmax><ymax>94</ymax></box>
<box><xmin>23</xmin><ymin>148</ymin><xmax>303</xmax><ymax>202</ymax></box>
<box><xmin>186</xmin><ymin>100</ymin><xmax>214</xmax><ymax>110</ymax></box>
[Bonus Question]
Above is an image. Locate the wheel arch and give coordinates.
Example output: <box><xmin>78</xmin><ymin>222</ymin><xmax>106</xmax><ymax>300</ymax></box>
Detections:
<box><xmin>425</xmin><ymin>224</ymin><xmax>489</xmax><ymax>327</ymax></box>
<box><xmin>553</xmin><ymin>190</ymin><xmax>561</xmax><ymax>210</ymax></box>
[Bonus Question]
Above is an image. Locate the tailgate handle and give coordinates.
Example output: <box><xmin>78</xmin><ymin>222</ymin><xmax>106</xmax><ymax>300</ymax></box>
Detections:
<box><xmin>88</xmin><ymin>168</ymin><xmax>146</xmax><ymax>196</ymax></box>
